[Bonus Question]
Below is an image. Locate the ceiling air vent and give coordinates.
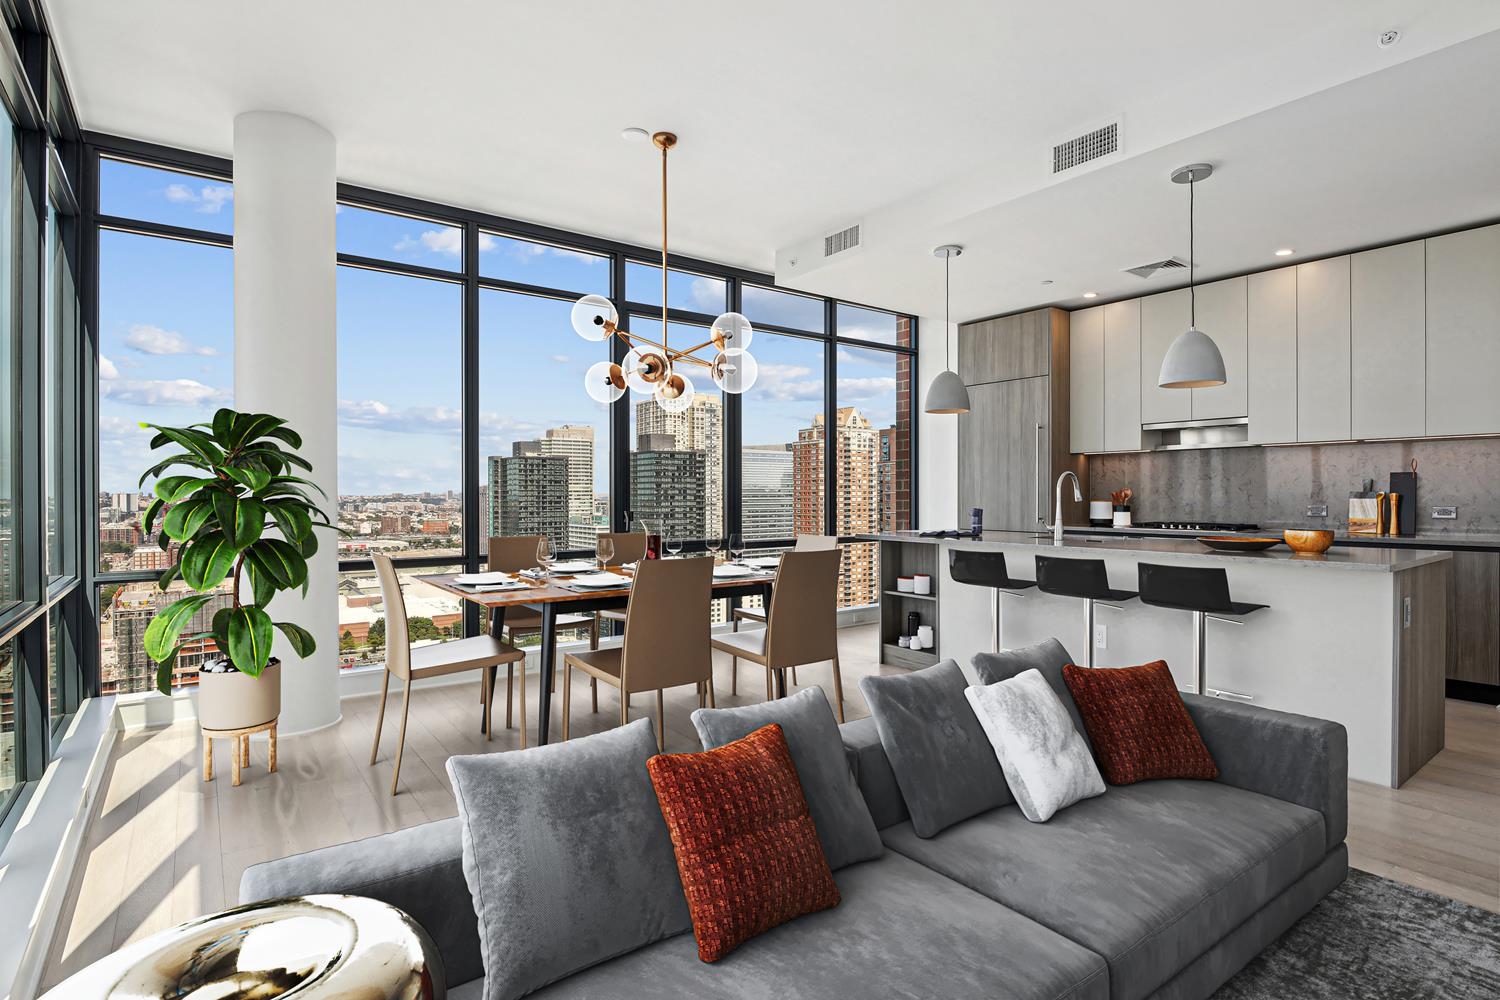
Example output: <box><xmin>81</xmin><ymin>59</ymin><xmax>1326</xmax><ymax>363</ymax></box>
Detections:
<box><xmin>1052</xmin><ymin>121</ymin><xmax>1119</xmax><ymax>174</ymax></box>
<box><xmin>824</xmin><ymin>223</ymin><xmax>861</xmax><ymax>258</ymax></box>
<box><xmin>1123</xmin><ymin>257</ymin><xmax>1188</xmax><ymax>279</ymax></box>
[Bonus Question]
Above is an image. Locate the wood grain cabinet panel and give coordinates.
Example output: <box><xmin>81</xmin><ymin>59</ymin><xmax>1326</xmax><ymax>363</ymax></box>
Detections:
<box><xmin>1139</xmin><ymin>288</ymin><xmax>1193</xmax><ymax>425</ymax></box>
<box><xmin>1447</xmin><ymin>551</ymin><xmax>1500</xmax><ymax>686</ymax></box>
<box><xmin>958</xmin><ymin>310</ymin><xmax>1050</xmax><ymax>385</ymax></box>
<box><xmin>957</xmin><ymin>377</ymin><xmax>1050</xmax><ymax>531</ymax></box>
<box><xmin>1246</xmin><ymin>268</ymin><xmax>1298</xmax><ymax>444</ymax></box>
<box><xmin>1296</xmin><ymin>255</ymin><xmax>1352</xmax><ymax>442</ymax></box>
<box><xmin>1069</xmin><ymin>305</ymin><xmax>1105</xmax><ymax>453</ymax></box>
<box><xmin>1351</xmin><ymin>241</ymin><xmax>1426</xmax><ymax>439</ymax></box>
<box><xmin>1426</xmin><ymin>224</ymin><xmax>1500</xmax><ymax>436</ymax></box>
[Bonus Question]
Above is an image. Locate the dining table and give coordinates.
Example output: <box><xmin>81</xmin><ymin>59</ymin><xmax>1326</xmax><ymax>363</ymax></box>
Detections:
<box><xmin>420</xmin><ymin>559</ymin><xmax>778</xmax><ymax>744</ymax></box>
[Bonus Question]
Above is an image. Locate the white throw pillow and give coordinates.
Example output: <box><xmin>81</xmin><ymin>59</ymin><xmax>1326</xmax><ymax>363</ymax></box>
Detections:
<box><xmin>964</xmin><ymin>669</ymin><xmax>1105</xmax><ymax>822</ymax></box>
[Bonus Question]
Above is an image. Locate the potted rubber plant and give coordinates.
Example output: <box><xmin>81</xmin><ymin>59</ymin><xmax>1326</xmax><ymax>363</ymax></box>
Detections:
<box><xmin>138</xmin><ymin>408</ymin><xmax>338</xmax><ymax>730</ymax></box>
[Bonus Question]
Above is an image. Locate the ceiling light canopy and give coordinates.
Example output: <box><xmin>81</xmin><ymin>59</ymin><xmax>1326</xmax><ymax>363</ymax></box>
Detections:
<box><xmin>1158</xmin><ymin>163</ymin><xmax>1227</xmax><ymax>389</ymax></box>
<box><xmin>925</xmin><ymin>245</ymin><xmax>971</xmax><ymax>415</ymax></box>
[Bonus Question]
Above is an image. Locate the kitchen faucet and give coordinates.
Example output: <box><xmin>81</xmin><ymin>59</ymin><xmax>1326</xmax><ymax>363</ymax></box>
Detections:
<box><xmin>1048</xmin><ymin>471</ymin><xmax>1082</xmax><ymax>544</ymax></box>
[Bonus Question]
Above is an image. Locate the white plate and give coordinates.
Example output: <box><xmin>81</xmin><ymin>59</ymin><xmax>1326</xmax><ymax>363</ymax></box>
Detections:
<box><xmin>712</xmin><ymin>564</ymin><xmax>757</xmax><ymax>578</ymax></box>
<box><xmin>549</xmin><ymin>559</ymin><xmax>596</xmax><ymax>574</ymax></box>
<box><xmin>468</xmin><ymin>582</ymin><xmax>530</xmax><ymax>593</ymax></box>
<box><xmin>455</xmin><ymin>571</ymin><xmax>513</xmax><ymax>585</ymax></box>
<box><xmin>567</xmin><ymin>572</ymin><xmax>633</xmax><ymax>589</ymax></box>
<box><xmin>742</xmin><ymin>556</ymin><xmax>782</xmax><ymax>569</ymax></box>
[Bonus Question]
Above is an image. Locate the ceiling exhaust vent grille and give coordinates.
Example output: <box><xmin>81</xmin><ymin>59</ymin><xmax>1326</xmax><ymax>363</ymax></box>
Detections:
<box><xmin>1123</xmin><ymin>257</ymin><xmax>1188</xmax><ymax>279</ymax></box>
<box><xmin>1052</xmin><ymin>121</ymin><xmax>1119</xmax><ymax>173</ymax></box>
<box><xmin>824</xmin><ymin>224</ymin><xmax>861</xmax><ymax>257</ymax></box>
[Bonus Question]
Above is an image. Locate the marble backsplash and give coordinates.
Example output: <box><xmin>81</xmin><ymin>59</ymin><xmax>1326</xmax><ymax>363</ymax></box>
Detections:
<box><xmin>1088</xmin><ymin>437</ymin><xmax>1500</xmax><ymax>534</ymax></box>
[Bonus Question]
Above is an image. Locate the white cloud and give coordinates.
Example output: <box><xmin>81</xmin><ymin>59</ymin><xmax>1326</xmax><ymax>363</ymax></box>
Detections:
<box><xmin>338</xmin><ymin>399</ymin><xmax>467</xmax><ymax>435</ymax></box>
<box><xmin>835</xmin><ymin>376</ymin><xmax>897</xmax><ymax>400</ymax></box>
<box><xmin>164</xmin><ymin>182</ymin><xmax>233</xmax><ymax>214</ymax></box>
<box><xmin>101</xmin><ymin>378</ymin><xmax>226</xmax><ymax>407</ymax></box>
<box><xmin>691</xmin><ymin>277</ymin><xmax>726</xmax><ymax>312</ymax></box>
<box><xmin>99</xmin><ymin>354</ymin><xmax>120</xmax><ymax>379</ymax></box>
<box><xmin>124</xmin><ymin>323</ymin><xmax>218</xmax><ymax>357</ymax></box>
<box><xmin>392</xmin><ymin>228</ymin><xmax>488</xmax><ymax>258</ymax></box>
<box><xmin>754</xmin><ymin>363</ymin><xmax>823</xmax><ymax>402</ymax></box>
<box><xmin>550</xmin><ymin>354</ymin><xmax>571</xmax><ymax>364</ymax></box>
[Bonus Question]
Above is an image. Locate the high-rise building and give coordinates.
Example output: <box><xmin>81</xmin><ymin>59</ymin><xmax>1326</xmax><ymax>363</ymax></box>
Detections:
<box><xmin>512</xmin><ymin>424</ymin><xmax>596</xmax><ymax>549</ymax></box>
<box><xmin>635</xmin><ymin>395</ymin><xmax>721</xmax><ymax>538</ymax></box>
<box><xmin>379</xmin><ymin>514</ymin><xmax>410</xmax><ymax>535</ymax></box>
<box><xmin>106</xmin><ymin>581</ymin><xmax>234</xmax><ymax>694</ymax></box>
<box><xmin>488</xmin><ymin>453</ymin><xmax>569</xmax><ymax>546</ymax></box>
<box><xmin>629</xmin><ymin>434</ymin><xmax>706</xmax><ymax>541</ymax></box>
<box><xmin>742</xmin><ymin>444</ymin><xmax>793</xmax><ymax>542</ymax></box>
<box><xmin>793</xmin><ymin>408</ymin><xmax>879</xmax><ymax>607</ymax></box>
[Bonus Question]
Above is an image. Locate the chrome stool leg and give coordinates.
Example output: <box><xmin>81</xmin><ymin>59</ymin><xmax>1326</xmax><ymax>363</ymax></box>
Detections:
<box><xmin>1191</xmin><ymin>610</ymin><xmax>1206</xmax><ymax>696</ymax></box>
<box><xmin>991</xmin><ymin>589</ymin><xmax>1002</xmax><ymax>653</ymax></box>
<box><xmin>1083</xmin><ymin>599</ymin><xmax>1096</xmax><ymax>668</ymax></box>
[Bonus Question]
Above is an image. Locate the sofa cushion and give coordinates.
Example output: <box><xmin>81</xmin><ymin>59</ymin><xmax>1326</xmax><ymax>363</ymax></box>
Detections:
<box><xmin>838</xmin><ymin>716</ymin><xmax>909</xmax><ymax>830</ymax></box>
<box><xmin>882</xmin><ymin>780</ymin><xmax>1326</xmax><ymax>1000</ymax></box>
<box><xmin>858</xmin><ymin>659</ymin><xmax>1011</xmax><ymax>837</ymax></box>
<box><xmin>648</xmin><ymin>724</ymin><xmax>840</xmax><ymax>962</ymax></box>
<box><xmin>526</xmin><ymin>851</ymin><xmax>1109</xmax><ymax>1000</ymax></box>
<box><xmin>446</xmin><ymin>719</ymin><xmax>691</xmax><ymax>1000</ymax></box>
<box><xmin>1063</xmin><ymin>661</ymin><xmax>1219</xmax><ymax>784</ymax></box>
<box><xmin>971</xmin><ymin>637</ymin><xmax>1092</xmax><ymax>751</ymax></box>
<box><xmin>692</xmin><ymin>687</ymin><xmax>883</xmax><ymax>869</ymax></box>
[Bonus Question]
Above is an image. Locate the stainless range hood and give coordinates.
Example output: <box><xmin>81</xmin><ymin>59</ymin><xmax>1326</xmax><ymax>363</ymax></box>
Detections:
<box><xmin>1140</xmin><ymin>416</ymin><xmax>1253</xmax><ymax>451</ymax></box>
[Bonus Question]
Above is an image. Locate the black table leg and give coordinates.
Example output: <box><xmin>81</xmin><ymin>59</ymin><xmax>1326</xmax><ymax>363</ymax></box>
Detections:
<box><xmin>483</xmin><ymin>606</ymin><xmax>507</xmax><ymax>734</ymax></box>
<box><xmin>537</xmin><ymin>602</ymin><xmax>558</xmax><ymax>745</ymax></box>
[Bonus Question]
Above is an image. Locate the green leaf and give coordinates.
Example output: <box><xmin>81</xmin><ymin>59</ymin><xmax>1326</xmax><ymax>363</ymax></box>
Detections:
<box><xmin>155</xmin><ymin>653</ymin><xmax>179</xmax><ymax>697</ymax></box>
<box><xmin>144</xmin><ymin>594</ymin><xmax>215</xmax><ymax>662</ymax></box>
<box><xmin>180</xmin><ymin>531</ymin><xmax>238</xmax><ymax>590</ymax></box>
<box><xmin>211</xmin><ymin>607</ymin><xmax>233</xmax><ymax>652</ymax></box>
<box><xmin>229</xmin><ymin>413</ymin><xmax>286</xmax><ymax>449</ymax></box>
<box><xmin>211</xmin><ymin>408</ymin><xmax>236</xmax><ymax>445</ymax></box>
<box><xmin>138</xmin><ymin>453</ymin><xmax>212</xmax><ymax>485</ymax></box>
<box><xmin>142</xmin><ymin>497</ymin><xmax>165</xmax><ymax>536</ymax></box>
<box><xmin>227</xmin><ymin>606</ymin><xmax>275</xmax><ymax>675</ymax></box>
<box><xmin>162</xmin><ymin>497</ymin><xmax>213</xmax><ymax>541</ymax></box>
<box><xmin>245</xmin><ymin>537</ymin><xmax>307</xmax><ymax>590</ymax></box>
<box><xmin>211</xmin><ymin>492</ymin><xmax>265</xmax><ymax>548</ymax></box>
<box><xmin>220</xmin><ymin>465</ymin><xmax>273</xmax><ymax>492</ymax></box>
<box><xmin>156</xmin><ymin>564</ymin><xmax>181</xmax><ymax>591</ymax></box>
<box><xmin>246</xmin><ymin>559</ymin><xmax>277</xmax><ymax>607</ymax></box>
<box><xmin>155</xmin><ymin>474</ymin><xmax>216</xmax><ymax>502</ymax></box>
<box><xmin>267</xmin><ymin>501</ymin><xmax>312</xmax><ymax>542</ymax></box>
<box><xmin>266</xmin><ymin>425</ymin><xmax>304</xmax><ymax>450</ymax></box>
<box><xmin>274</xmin><ymin>621</ymin><xmax>317</xmax><ymax>658</ymax></box>
<box><xmin>145</xmin><ymin>425</ymin><xmax>225</xmax><ymax>465</ymax></box>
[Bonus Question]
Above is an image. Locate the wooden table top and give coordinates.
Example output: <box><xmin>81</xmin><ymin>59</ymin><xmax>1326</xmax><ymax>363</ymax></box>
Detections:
<box><xmin>420</xmin><ymin>564</ymin><xmax>776</xmax><ymax>606</ymax></box>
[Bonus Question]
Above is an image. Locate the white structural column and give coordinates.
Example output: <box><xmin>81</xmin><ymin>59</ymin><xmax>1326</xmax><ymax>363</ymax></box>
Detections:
<box><xmin>233</xmin><ymin>111</ymin><xmax>340</xmax><ymax>734</ymax></box>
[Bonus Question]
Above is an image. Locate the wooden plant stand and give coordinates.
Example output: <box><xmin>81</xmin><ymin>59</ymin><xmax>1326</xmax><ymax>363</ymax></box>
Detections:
<box><xmin>202</xmin><ymin>719</ymin><xmax>278</xmax><ymax>786</ymax></box>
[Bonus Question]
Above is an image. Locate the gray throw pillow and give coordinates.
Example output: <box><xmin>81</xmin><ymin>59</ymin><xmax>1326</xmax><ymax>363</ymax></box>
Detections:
<box><xmin>971</xmin><ymin>638</ymin><xmax>1092</xmax><ymax>751</ymax></box>
<box><xmin>446</xmin><ymin>719</ymin><xmax>690</xmax><ymax>1000</ymax></box>
<box><xmin>858</xmin><ymin>659</ymin><xmax>1012</xmax><ymax>838</ymax></box>
<box><xmin>691</xmin><ymin>686</ymin><xmax>883</xmax><ymax>870</ymax></box>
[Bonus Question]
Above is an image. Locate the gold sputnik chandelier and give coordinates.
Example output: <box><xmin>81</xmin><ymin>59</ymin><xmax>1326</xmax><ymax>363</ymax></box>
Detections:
<box><xmin>572</xmin><ymin>131</ymin><xmax>758</xmax><ymax>412</ymax></box>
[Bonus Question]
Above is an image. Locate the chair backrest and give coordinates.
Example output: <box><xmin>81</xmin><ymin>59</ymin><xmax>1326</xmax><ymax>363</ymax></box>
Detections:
<box><xmin>488</xmin><ymin>535</ymin><xmax>542</xmax><ymax>573</ymax></box>
<box><xmin>371</xmin><ymin>552</ymin><xmax>411</xmax><ymax>679</ymax></box>
<box><xmin>765</xmin><ymin>548</ymin><xmax>842</xmax><ymax>667</ymax></box>
<box><xmin>598</xmin><ymin>531</ymin><xmax>648</xmax><ymax>564</ymax></box>
<box><xmin>1138</xmin><ymin>562</ymin><xmax>1233</xmax><ymax>613</ymax></box>
<box><xmin>949</xmin><ymin>548</ymin><xmax>1015</xmax><ymax>589</ymax></box>
<box><xmin>621</xmin><ymin>556</ymin><xmax>713</xmax><ymax>693</ymax></box>
<box><xmin>1034</xmin><ymin>555</ymin><xmax>1113</xmax><ymax>600</ymax></box>
<box><xmin>794</xmin><ymin>533</ymin><xmax>839</xmax><ymax>552</ymax></box>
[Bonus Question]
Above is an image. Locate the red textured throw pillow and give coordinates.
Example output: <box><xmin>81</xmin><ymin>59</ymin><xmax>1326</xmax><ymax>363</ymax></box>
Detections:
<box><xmin>1061</xmin><ymin>661</ymin><xmax>1219</xmax><ymax>785</ymax></box>
<box><xmin>646</xmin><ymin>723</ymin><xmax>840</xmax><ymax>962</ymax></box>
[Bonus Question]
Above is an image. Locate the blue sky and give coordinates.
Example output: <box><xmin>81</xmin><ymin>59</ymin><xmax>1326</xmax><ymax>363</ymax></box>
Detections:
<box><xmin>97</xmin><ymin>161</ymin><xmax>902</xmax><ymax>499</ymax></box>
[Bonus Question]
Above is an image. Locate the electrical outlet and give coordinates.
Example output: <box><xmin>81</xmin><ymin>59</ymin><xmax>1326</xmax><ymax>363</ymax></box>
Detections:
<box><xmin>1432</xmin><ymin>506</ymin><xmax>1458</xmax><ymax>520</ymax></box>
<box><xmin>1094</xmin><ymin>624</ymin><xmax>1107</xmax><ymax>649</ymax></box>
<box><xmin>1402</xmin><ymin>596</ymin><xmax>1412</xmax><ymax>630</ymax></box>
<box><xmin>1306</xmin><ymin>504</ymin><xmax>1328</xmax><ymax>518</ymax></box>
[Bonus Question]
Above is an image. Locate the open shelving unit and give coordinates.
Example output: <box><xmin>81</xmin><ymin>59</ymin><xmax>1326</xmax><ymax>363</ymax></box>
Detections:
<box><xmin>878</xmin><ymin>540</ymin><xmax>941</xmax><ymax>669</ymax></box>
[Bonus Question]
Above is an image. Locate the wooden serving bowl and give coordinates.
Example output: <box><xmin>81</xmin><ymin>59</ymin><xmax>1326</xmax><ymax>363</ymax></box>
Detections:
<box><xmin>1283</xmin><ymin>528</ymin><xmax>1335</xmax><ymax>554</ymax></box>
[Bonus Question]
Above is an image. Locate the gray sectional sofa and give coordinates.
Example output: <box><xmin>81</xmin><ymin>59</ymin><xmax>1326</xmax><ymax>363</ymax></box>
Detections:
<box><xmin>242</xmin><ymin>693</ymin><xmax>1347</xmax><ymax>1000</ymax></box>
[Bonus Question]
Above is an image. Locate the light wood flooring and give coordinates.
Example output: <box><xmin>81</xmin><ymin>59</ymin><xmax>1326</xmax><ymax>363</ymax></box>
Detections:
<box><xmin>41</xmin><ymin>626</ymin><xmax>1500</xmax><ymax>990</ymax></box>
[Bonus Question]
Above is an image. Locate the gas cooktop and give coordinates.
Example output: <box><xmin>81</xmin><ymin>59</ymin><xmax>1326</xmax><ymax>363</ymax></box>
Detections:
<box><xmin>1128</xmin><ymin>521</ymin><xmax>1263</xmax><ymax>533</ymax></box>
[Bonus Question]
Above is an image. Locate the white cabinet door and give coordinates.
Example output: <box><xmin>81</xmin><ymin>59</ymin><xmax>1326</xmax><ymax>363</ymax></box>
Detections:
<box><xmin>1351</xmin><ymin>241</ymin><xmax>1425</xmax><ymax>439</ymax></box>
<box><xmin>1103</xmin><ymin>299</ymin><xmax>1143</xmax><ymax>452</ymax></box>
<box><xmin>1426</xmin><ymin>224</ymin><xmax>1500</xmax><ymax>436</ymax></box>
<box><xmin>1139</xmin><ymin>288</ymin><xmax>1193</xmax><ymax>424</ymax></box>
<box><xmin>1296</xmin><ymin>256</ymin><xmax>1351</xmax><ymax>442</ymax></box>
<box><xmin>1190</xmin><ymin>276</ymin><xmax>1248</xmax><ymax>420</ymax></box>
<box><xmin>1246</xmin><ymin>268</ymin><xmax>1298</xmax><ymax>444</ymax></box>
<box><xmin>1069</xmin><ymin>305</ymin><xmax>1104</xmax><ymax>453</ymax></box>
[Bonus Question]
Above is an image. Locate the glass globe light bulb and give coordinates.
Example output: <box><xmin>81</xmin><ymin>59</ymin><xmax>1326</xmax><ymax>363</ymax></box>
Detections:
<box><xmin>710</xmin><ymin>311</ymin><xmax>754</xmax><ymax>352</ymax></box>
<box><xmin>583</xmin><ymin>361</ymin><xmax>626</xmax><ymax>404</ymax></box>
<box><xmin>623</xmin><ymin>348</ymin><xmax>669</xmax><ymax>394</ymax></box>
<box><xmin>571</xmin><ymin>294</ymin><xmax>618</xmax><ymax>342</ymax></box>
<box><xmin>656</xmin><ymin>372</ymin><xmax>696</xmax><ymax>413</ymax></box>
<box><xmin>711</xmin><ymin>348</ymin><xmax>759</xmax><ymax>394</ymax></box>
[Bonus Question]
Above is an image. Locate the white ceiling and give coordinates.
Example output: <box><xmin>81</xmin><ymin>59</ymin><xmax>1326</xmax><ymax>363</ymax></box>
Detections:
<box><xmin>46</xmin><ymin>1</ymin><xmax>1500</xmax><ymax>320</ymax></box>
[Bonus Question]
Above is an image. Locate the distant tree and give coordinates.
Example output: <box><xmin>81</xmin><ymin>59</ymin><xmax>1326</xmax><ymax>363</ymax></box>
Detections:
<box><xmin>339</xmin><ymin>629</ymin><xmax>356</xmax><ymax>653</ymax></box>
<box><xmin>368</xmin><ymin>617</ymin><xmax>385</xmax><ymax>649</ymax></box>
<box><xmin>408</xmin><ymin>616</ymin><xmax>441</xmax><ymax>642</ymax></box>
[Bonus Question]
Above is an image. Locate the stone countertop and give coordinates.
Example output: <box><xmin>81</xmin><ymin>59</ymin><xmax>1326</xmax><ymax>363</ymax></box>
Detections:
<box><xmin>859</xmin><ymin>530</ymin><xmax>1453</xmax><ymax>573</ymax></box>
<box><xmin>1063</xmin><ymin>525</ymin><xmax>1500</xmax><ymax>552</ymax></box>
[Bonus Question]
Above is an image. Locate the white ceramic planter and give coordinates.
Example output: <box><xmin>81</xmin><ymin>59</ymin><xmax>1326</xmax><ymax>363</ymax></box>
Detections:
<box><xmin>198</xmin><ymin>659</ymin><xmax>281</xmax><ymax>731</ymax></box>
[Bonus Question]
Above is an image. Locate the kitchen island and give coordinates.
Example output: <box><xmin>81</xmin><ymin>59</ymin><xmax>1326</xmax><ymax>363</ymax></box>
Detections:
<box><xmin>864</xmin><ymin>530</ymin><xmax>1451</xmax><ymax>787</ymax></box>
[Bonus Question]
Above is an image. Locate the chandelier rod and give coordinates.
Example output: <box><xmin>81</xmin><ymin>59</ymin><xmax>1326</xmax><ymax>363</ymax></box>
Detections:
<box><xmin>660</xmin><ymin>134</ymin><xmax>669</xmax><ymax>357</ymax></box>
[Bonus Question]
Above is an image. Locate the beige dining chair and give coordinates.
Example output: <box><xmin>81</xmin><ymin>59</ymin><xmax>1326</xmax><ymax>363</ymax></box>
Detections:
<box><xmin>488</xmin><ymin>535</ymin><xmax>600</xmax><ymax>716</ymax></box>
<box><xmin>712</xmin><ymin>547</ymin><xmax>846</xmax><ymax>722</ymax></box>
<box><xmin>594</xmin><ymin>531</ymin><xmax>650</xmax><ymax>630</ymax></box>
<box><xmin>727</xmin><ymin>533</ymin><xmax>840</xmax><ymax>693</ymax></box>
<box><xmin>562</xmin><ymin>556</ymin><xmax>714</xmax><ymax>751</ymax></box>
<box><xmin>368</xmin><ymin>552</ymin><xmax>525</xmax><ymax>795</ymax></box>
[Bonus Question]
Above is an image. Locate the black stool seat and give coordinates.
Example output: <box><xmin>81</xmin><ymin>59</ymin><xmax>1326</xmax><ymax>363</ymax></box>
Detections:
<box><xmin>1034</xmin><ymin>555</ymin><xmax>1137</xmax><ymax>603</ymax></box>
<box><xmin>949</xmin><ymin>550</ymin><xmax>1035</xmax><ymax>590</ymax></box>
<box><xmin>1137</xmin><ymin>563</ymin><xmax>1267</xmax><ymax>617</ymax></box>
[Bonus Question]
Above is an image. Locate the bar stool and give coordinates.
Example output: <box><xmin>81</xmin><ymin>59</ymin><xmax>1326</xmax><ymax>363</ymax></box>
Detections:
<box><xmin>948</xmin><ymin>549</ymin><xmax>1035</xmax><ymax>652</ymax></box>
<box><xmin>1033</xmin><ymin>556</ymin><xmax>1138</xmax><ymax>668</ymax></box>
<box><xmin>1137</xmin><ymin>563</ymin><xmax>1266</xmax><ymax>698</ymax></box>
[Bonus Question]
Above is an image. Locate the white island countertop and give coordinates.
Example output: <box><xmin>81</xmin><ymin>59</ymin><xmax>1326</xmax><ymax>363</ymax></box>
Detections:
<box><xmin>857</xmin><ymin>530</ymin><xmax>1452</xmax><ymax>573</ymax></box>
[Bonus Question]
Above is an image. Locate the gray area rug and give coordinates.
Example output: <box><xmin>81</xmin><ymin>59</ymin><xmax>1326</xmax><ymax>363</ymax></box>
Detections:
<box><xmin>1215</xmin><ymin>868</ymin><xmax>1500</xmax><ymax>999</ymax></box>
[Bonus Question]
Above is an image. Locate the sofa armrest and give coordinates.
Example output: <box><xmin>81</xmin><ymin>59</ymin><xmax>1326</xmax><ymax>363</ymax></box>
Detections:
<box><xmin>1183</xmin><ymin>694</ymin><xmax>1347</xmax><ymax>852</ymax></box>
<box><xmin>840</xmin><ymin>716</ymin><xmax>909</xmax><ymax>830</ymax></box>
<box><xmin>239</xmin><ymin>817</ymin><xmax>483</xmax><ymax>989</ymax></box>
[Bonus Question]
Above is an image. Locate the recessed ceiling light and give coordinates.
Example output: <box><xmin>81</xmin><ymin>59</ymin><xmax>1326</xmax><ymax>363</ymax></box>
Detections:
<box><xmin>1040</xmin><ymin>279</ymin><xmax>1054</xmax><ymax>285</ymax></box>
<box><xmin>1274</xmin><ymin>248</ymin><xmax>1295</xmax><ymax>257</ymax></box>
<box><xmin>621</xmin><ymin>127</ymin><xmax>649</xmax><ymax>142</ymax></box>
<box><xmin>1082</xmin><ymin>291</ymin><xmax>1098</xmax><ymax>299</ymax></box>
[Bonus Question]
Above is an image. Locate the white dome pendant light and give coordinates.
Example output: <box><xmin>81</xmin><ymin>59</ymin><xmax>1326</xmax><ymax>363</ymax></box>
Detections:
<box><xmin>924</xmin><ymin>244</ymin><xmax>971</xmax><ymax>414</ymax></box>
<box><xmin>1158</xmin><ymin>163</ymin><xmax>1226</xmax><ymax>389</ymax></box>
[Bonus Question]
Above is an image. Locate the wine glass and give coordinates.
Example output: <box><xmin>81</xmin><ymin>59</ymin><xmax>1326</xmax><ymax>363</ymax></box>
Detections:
<box><xmin>729</xmin><ymin>532</ymin><xmax>745</xmax><ymax>564</ymax></box>
<box><xmin>666</xmin><ymin>530</ymin><xmax>683</xmax><ymax>558</ymax></box>
<box><xmin>536</xmin><ymin>536</ymin><xmax>555</xmax><ymax>578</ymax></box>
<box><xmin>596</xmin><ymin>535</ymin><xmax>615</xmax><ymax>572</ymax></box>
<box><xmin>705</xmin><ymin>533</ymin><xmax>722</xmax><ymax>563</ymax></box>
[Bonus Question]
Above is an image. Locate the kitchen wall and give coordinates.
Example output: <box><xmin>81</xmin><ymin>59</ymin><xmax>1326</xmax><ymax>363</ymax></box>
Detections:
<box><xmin>1088</xmin><ymin>437</ymin><xmax>1500</xmax><ymax>534</ymax></box>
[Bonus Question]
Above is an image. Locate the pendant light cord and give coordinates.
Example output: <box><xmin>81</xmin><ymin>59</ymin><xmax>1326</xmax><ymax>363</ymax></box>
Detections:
<box><xmin>1188</xmin><ymin>171</ymin><xmax>1196</xmax><ymax>328</ymax></box>
<box><xmin>944</xmin><ymin>253</ymin><xmax>952</xmax><ymax>370</ymax></box>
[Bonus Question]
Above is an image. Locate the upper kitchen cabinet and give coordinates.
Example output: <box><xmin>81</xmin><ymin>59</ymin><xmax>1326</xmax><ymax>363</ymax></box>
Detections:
<box><xmin>1139</xmin><ymin>288</ymin><xmax>1193</xmax><ymax>424</ymax></box>
<box><xmin>1295</xmin><ymin>255</ymin><xmax>1352</xmax><ymax>442</ymax></box>
<box><xmin>957</xmin><ymin>308</ymin><xmax>1063</xmax><ymax>385</ymax></box>
<box><xmin>1103</xmin><ymin>298</ymin><xmax>1142</xmax><ymax>452</ymax></box>
<box><xmin>1069</xmin><ymin>305</ymin><xmax>1105</xmax><ymax>453</ymax></box>
<box><xmin>1426</xmin><ymin>224</ymin><xmax>1500</xmax><ymax>436</ymax></box>
<box><xmin>1188</xmin><ymin>276</ymin><xmax>1248</xmax><ymax>420</ymax></box>
<box><xmin>1351</xmin><ymin>241</ymin><xmax>1425</xmax><ymax>439</ymax></box>
<box><xmin>1246</xmin><ymin>267</ymin><xmax>1298</xmax><ymax>445</ymax></box>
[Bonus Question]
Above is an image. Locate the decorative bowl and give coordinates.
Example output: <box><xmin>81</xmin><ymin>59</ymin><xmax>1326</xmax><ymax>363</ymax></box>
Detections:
<box><xmin>1197</xmin><ymin>536</ymin><xmax>1283</xmax><ymax>552</ymax></box>
<box><xmin>1282</xmin><ymin>529</ymin><xmax>1335</xmax><ymax>554</ymax></box>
